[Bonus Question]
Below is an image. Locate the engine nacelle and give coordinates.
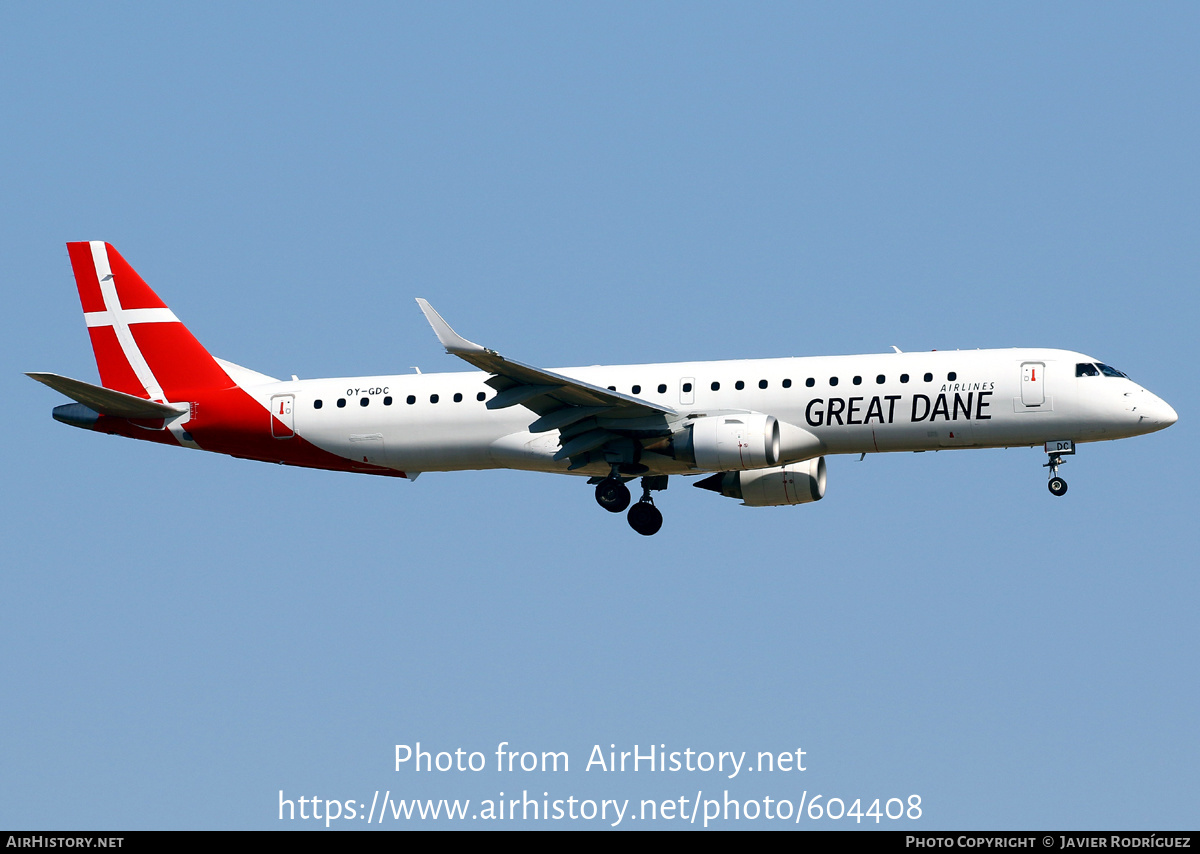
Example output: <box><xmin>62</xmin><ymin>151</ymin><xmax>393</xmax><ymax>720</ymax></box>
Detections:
<box><xmin>672</xmin><ymin>415</ymin><xmax>823</xmax><ymax>471</ymax></box>
<box><xmin>694</xmin><ymin>457</ymin><xmax>827</xmax><ymax>507</ymax></box>
<box><xmin>677</xmin><ymin>413</ymin><xmax>780</xmax><ymax>471</ymax></box>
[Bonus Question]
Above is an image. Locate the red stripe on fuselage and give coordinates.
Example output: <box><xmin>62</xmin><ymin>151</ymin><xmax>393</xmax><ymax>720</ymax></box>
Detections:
<box><xmin>93</xmin><ymin>415</ymin><xmax>182</xmax><ymax>447</ymax></box>
<box><xmin>188</xmin><ymin>385</ymin><xmax>404</xmax><ymax>477</ymax></box>
<box><xmin>92</xmin><ymin>385</ymin><xmax>404</xmax><ymax>477</ymax></box>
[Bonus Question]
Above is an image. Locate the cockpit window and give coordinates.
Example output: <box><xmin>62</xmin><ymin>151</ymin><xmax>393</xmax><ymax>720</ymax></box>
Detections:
<box><xmin>1097</xmin><ymin>363</ymin><xmax>1128</xmax><ymax>378</ymax></box>
<box><xmin>1076</xmin><ymin>363</ymin><xmax>1100</xmax><ymax>377</ymax></box>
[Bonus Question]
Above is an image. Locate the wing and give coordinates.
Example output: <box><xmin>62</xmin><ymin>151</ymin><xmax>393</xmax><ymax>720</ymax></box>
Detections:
<box><xmin>416</xmin><ymin>299</ymin><xmax>678</xmax><ymax>470</ymax></box>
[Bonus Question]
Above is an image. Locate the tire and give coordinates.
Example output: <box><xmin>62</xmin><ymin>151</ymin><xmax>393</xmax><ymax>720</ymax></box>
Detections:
<box><xmin>595</xmin><ymin>478</ymin><xmax>631</xmax><ymax>513</ymax></box>
<box><xmin>1048</xmin><ymin>477</ymin><xmax>1068</xmax><ymax>497</ymax></box>
<box><xmin>627</xmin><ymin>501</ymin><xmax>663</xmax><ymax>536</ymax></box>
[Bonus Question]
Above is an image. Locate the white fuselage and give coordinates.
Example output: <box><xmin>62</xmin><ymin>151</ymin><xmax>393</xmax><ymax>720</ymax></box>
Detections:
<box><xmin>242</xmin><ymin>348</ymin><xmax>1176</xmax><ymax>477</ymax></box>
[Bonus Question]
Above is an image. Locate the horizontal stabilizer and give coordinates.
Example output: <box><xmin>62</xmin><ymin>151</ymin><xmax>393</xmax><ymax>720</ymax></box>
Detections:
<box><xmin>27</xmin><ymin>372</ymin><xmax>188</xmax><ymax>419</ymax></box>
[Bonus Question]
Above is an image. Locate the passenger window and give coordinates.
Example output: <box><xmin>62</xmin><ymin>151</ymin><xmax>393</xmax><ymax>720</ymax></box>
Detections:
<box><xmin>360</xmin><ymin>397</ymin><xmax>369</xmax><ymax>407</ymax></box>
<box><xmin>658</xmin><ymin>383</ymin><xmax>667</xmax><ymax>394</ymax></box>
<box><xmin>632</xmin><ymin>385</ymin><xmax>641</xmax><ymax>394</ymax></box>
<box><xmin>406</xmin><ymin>395</ymin><xmax>416</xmax><ymax>405</ymax></box>
<box><xmin>805</xmin><ymin>378</ymin><xmax>815</xmax><ymax>388</ymax></box>
<box><xmin>711</xmin><ymin>381</ymin><xmax>720</xmax><ymax>391</ymax></box>
<box><xmin>923</xmin><ymin>373</ymin><xmax>933</xmax><ymax>382</ymax></box>
<box><xmin>314</xmin><ymin>399</ymin><xmax>323</xmax><ymax>409</ymax></box>
<box><xmin>337</xmin><ymin>398</ymin><xmax>346</xmax><ymax>408</ymax></box>
<box><xmin>477</xmin><ymin>391</ymin><xmax>486</xmax><ymax>401</ymax></box>
<box><xmin>876</xmin><ymin>374</ymin><xmax>885</xmax><ymax>384</ymax></box>
<box><xmin>430</xmin><ymin>394</ymin><xmax>439</xmax><ymax>404</ymax></box>
<box><xmin>384</xmin><ymin>396</ymin><xmax>392</xmax><ymax>405</ymax></box>
<box><xmin>948</xmin><ymin>372</ymin><xmax>957</xmax><ymax>381</ymax></box>
<box><xmin>1076</xmin><ymin>363</ymin><xmax>1100</xmax><ymax>377</ymax></box>
<box><xmin>758</xmin><ymin>379</ymin><xmax>768</xmax><ymax>389</ymax></box>
<box><xmin>829</xmin><ymin>377</ymin><xmax>839</xmax><ymax>386</ymax></box>
<box><xmin>900</xmin><ymin>374</ymin><xmax>909</xmax><ymax>383</ymax></box>
<box><xmin>735</xmin><ymin>381</ymin><xmax>745</xmax><ymax>390</ymax></box>
<box><xmin>453</xmin><ymin>392</ymin><xmax>463</xmax><ymax>402</ymax></box>
<box><xmin>782</xmin><ymin>378</ymin><xmax>792</xmax><ymax>388</ymax></box>
<box><xmin>853</xmin><ymin>376</ymin><xmax>862</xmax><ymax>385</ymax></box>
<box><xmin>682</xmin><ymin>382</ymin><xmax>692</xmax><ymax>393</ymax></box>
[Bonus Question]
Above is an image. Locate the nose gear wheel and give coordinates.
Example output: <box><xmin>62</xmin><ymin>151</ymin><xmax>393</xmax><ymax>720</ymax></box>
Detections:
<box><xmin>1043</xmin><ymin>452</ymin><xmax>1068</xmax><ymax>497</ymax></box>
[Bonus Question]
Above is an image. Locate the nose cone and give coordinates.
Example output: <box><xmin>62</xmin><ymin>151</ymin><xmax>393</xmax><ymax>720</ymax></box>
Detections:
<box><xmin>1157</xmin><ymin>397</ymin><xmax>1179</xmax><ymax>428</ymax></box>
<box><xmin>1143</xmin><ymin>392</ymin><xmax>1178</xmax><ymax>432</ymax></box>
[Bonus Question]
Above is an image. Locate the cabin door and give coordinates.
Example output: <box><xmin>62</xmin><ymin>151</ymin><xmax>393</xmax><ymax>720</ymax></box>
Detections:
<box><xmin>270</xmin><ymin>395</ymin><xmax>295</xmax><ymax>438</ymax></box>
<box><xmin>1020</xmin><ymin>363</ymin><xmax>1045</xmax><ymax>407</ymax></box>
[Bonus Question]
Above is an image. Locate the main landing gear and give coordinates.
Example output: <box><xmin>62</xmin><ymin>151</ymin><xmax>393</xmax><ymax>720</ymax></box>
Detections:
<box><xmin>593</xmin><ymin>473</ymin><xmax>667</xmax><ymax>535</ymax></box>
<box><xmin>1043</xmin><ymin>440</ymin><xmax>1075</xmax><ymax>497</ymax></box>
<box><xmin>595</xmin><ymin>476</ymin><xmax>631</xmax><ymax>513</ymax></box>
<box><xmin>628</xmin><ymin>479</ymin><xmax>664</xmax><ymax>536</ymax></box>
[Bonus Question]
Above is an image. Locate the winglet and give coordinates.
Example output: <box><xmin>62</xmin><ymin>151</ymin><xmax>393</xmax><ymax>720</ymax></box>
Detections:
<box><xmin>415</xmin><ymin>299</ymin><xmax>489</xmax><ymax>355</ymax></box>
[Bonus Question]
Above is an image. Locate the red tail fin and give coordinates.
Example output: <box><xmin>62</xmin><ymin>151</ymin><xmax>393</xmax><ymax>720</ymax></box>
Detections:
<box><xmin>67</xmin><ymin>242</ymin><xmax>233</xmax><ymax>401</ymax></box>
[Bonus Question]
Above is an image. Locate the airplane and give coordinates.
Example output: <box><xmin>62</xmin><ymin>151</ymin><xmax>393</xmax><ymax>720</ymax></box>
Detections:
<box><xmin>29</xmin><ymin>242</ymin><xmax>1178</xmax><ymax>536</ymax></box>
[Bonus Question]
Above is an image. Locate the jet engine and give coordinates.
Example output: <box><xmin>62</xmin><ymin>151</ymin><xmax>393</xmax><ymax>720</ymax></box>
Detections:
<box><xmin>670</xmin><ymin>414</ymin><xmax>823</xmax><ymax>471</ymax></box>
<box><xmin>694</xmin><ymin>457</ymin><xmax>827</xmax><ymax>507</ymax></box>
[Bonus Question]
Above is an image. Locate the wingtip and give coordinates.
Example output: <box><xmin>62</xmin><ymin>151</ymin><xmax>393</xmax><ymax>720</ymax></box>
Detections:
<box><xmin>415</xmin><ymin>298</ymin><xmax>486</xmax><ymax>354</ymax></box>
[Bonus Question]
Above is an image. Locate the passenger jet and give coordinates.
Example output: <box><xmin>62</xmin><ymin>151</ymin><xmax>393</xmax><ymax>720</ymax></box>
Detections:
<box><xmin>29</xmin><ymin>242</ymin><xmax>1177</xmax><ymax>535</ymax></box>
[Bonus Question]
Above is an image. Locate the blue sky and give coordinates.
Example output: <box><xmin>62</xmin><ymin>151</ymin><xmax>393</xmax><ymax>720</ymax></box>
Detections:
<box><xmin>3</xmin><ymin>3</ymin><xmax>1197</xmax><ymax>830</ymax></box>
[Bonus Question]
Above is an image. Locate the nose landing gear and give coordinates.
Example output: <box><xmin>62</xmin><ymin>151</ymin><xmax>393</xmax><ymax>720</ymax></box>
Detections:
<box><xmin>1043</xmin><ymin>440</ymin><xmax>1075</xmax><ymax>497</ymax></box>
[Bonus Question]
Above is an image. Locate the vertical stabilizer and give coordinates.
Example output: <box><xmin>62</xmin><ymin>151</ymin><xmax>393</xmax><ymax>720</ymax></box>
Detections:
<box><xmin>66</xmin><ymin>242</ymin><xmax>233</xmax><ymax>401</ymax></box>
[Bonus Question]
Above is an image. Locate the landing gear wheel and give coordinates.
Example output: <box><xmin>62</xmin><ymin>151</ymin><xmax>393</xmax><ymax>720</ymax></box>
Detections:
<box><xmin>1043</xmin><ymin>449</ymin><xmax>1072</xmax><ymax>497</ymax></box>
<box><xmin>595</xmin><ymin>478</ymin><xmax>631</xmax><ymax>513</ymax></box>
<box><xmin>627</xmin><ymin>501</ymin><xmax>663</xmax><ymax>536</ymax></box>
